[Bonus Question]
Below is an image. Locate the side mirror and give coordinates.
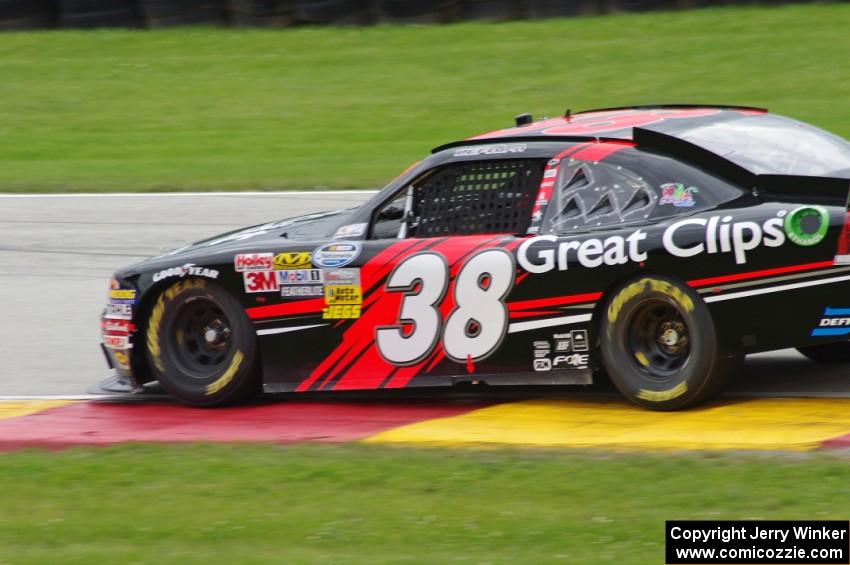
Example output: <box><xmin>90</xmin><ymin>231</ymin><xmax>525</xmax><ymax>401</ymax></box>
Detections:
<box><xmin>377</xmin><ymin>205</ymin><xmax>404</xmax><ymax>221</ymax></box>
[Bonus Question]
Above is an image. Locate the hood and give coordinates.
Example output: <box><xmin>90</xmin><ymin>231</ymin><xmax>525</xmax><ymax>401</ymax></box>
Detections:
<box><xmin>149</xmin><ymin>208</ymin><xmax>357</xmax><ymax>262</ymax></box>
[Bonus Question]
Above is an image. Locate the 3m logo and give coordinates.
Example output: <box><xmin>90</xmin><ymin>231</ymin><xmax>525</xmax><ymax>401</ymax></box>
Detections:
<box><xmin>243</xmin><ymin>271</ymin><xmax>278</xmax><ymax>293</ymax></box>
<box><xmin>274</xmin><ymin>252</ymin><xmax>312</xmax><ymax>270</ymax></box>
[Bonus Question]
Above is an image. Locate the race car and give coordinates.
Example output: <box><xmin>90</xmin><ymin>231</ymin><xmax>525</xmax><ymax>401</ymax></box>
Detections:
<box><xmin>99</xmin><ymin>105</ymin><xmax>850</xmax><ymax>410</ymax></box>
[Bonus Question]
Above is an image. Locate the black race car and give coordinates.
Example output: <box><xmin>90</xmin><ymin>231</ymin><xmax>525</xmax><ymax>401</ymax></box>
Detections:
<box><xmin>99</xmin><ymin>105</ymin><xmax>850</xmax><ymax>410</ymax></box>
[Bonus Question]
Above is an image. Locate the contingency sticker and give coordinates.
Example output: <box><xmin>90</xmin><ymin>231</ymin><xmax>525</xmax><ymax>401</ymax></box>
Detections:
<box><xmin>784</xmin><ymin>206</ymin><xmax>829</xmax><ymax>246</ymax></box>
<box><xmin>273</xmin><ymin>252</ymin><xmax>312</xmax><ymax>270</ymax></box>
<box><xmin>313</xmin><ymin>243</ymin><xmax>361</xmax><ymax>268</ymax></box>
<box><xmin>659</xmin><ymin>183</ymin><xmax>698</xmax><ymax>208</ymax></box>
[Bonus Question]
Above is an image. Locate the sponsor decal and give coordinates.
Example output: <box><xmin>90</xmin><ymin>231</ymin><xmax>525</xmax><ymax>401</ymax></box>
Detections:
<box><xmin>662</xmin><ymin>212</ymin><xmax>786</xmax><ymax>265</ymax></box>
<box><xmin>281</xmin><ymin>286</ymin><xmax>324</xmax><ymax>298</ymax></box>
<box><xmin>322</xmin><ymin>268</ymin><xmax>361</xmax><ymax>286</ymax></box>
<box><xmin>243</xmin><ymin>271</ymin><xmax>279</xmax><ymax>293</ymax></box>
<box><xmin>333</xmin><ymin>223</ymin><xmax>367</xmax><ymax>239</ymax></box>
<box><xmin>659</xmin><ymin>183</ymin><xmax>698</xmax><ymax>208</ymax></box>
<box><xmin>104</xmin><ymin>303</ymin><xmax>133</xmax><ymax>320</ymax></box>
<box><xmin>322</xmin><ymin>304</ymin><xmax>361</xmax><ymax>319</ymax></box>
<box><xmin>784</xmin><ymin>206</ymin><xmax>829</xmax><ymax>247</ymax></box>
<box><xmin>313</xmin><ymin>242</ymin><xmax>361</xmax><ymax>268</ymax></box>
<box><xmin>324</xmin><ymin>285</ymin><xmax>362</xmax><ymax>305</ymax></box>
<box><xmin>278</xmin><ymin>269</ymin><xmax>323</xmax><ymax>285</ymax></box>
<box><xmin>273</xmin><ymin>252</ymin><xmax>312</xmax><ymax>270</ymax></box>
<box><xmin>234</xmin><ymin>253</ymin><xmax>273</xmax><ymax>272</ymax></box>
<box><xmin>570</xmin><ymin>329</ymin><xmax>589</xmax><ymax>352</ymax></box>
<box><xmin>532</xmin><ymin>331</ymin><xmax>589</xmax><ymax>371</ymax></box>
<box><xmin>103</xmin><ymin>319</ymin><xmax>132</xmax><ymax>334</ymax></box>
<box><xmin>152</xmin><ymin>264</ymin><xmax>219</xmax><ymax>283</ymax></box>
<box><xmin>108</xmin><ymin>288</ymin><xmax>137</xmax><ymax>304</ymax></box>
<box><xmin>103</xmin><ymin>334</ymin><xmax>131</xmax><ymax>350</ymax></box>
<box><xmin>553</xmin><ymin>353</ymin><xmax>589</xmax><ymax>368</ymax></box>
<box><xmin>520</xmin><ymin>210</ymin><xmax>799</xmax><ymax>272</ymax></box>
<box><xmin>519</xmin><ymin>232</ymin><xmax>648</xmax><ymax>273</ymax></box>
<box><xmin>112</xmin><ymin>350</ymin><xmax>129</xmax><ymax>369</ymax></box>
<box><xmin>453</xmin><ymin>143</ymin><xmax>527</xmax><ymax>157</ymax></box>
<box><xmin>811</xmin><ymin>307</ymin><xmax>850</xmax><ymax>336</ymax></box>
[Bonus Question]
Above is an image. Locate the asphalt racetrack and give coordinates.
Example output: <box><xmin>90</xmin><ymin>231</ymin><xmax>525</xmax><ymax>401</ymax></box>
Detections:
<box><xmin>1</xmin><ymin>191</ymin><xmax>848</xmax><ymax>399</ymax></box>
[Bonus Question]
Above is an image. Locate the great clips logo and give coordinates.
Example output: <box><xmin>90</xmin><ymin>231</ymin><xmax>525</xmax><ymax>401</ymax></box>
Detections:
<box><xmin>811</xmin><ymin>307</ymin><xmax>850</xmax><ymax>337</ymax></box>
<box><xmin>518</xmin><ymin>208</ymin><xmax>829</xmax><ymax>274</ymax></box>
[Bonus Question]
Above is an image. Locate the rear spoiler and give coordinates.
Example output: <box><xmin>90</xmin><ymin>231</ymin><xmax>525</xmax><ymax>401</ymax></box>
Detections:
<box><xmin>633</xmin><ymin>127</ymin><xmax>850</xmax><ymax>203</ymax></box>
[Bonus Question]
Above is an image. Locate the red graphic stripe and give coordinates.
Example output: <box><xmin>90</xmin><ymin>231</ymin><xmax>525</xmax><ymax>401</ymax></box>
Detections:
<box><xmin>246</xmin><ymin>297</ymin><xmax>325</xmax><ymax>320</ymax></box>
<box><xmin>509</xmin><ymin>310</ymin><xmax>562</xmax><ymax>319</ymax></box>
<box><xmin>508</xmin><ymin>292</ymin><xmax>602</xmax><ymax>313</ymax></box>
<box><xmin>687</xmin><ymin>261</ymin><xmax>835</xmax><ymax>288</ymax></box>
<box><xmin>570</xmin><ymin>140</ymin><xmax>634</xmax><ymax>162</ymax></box>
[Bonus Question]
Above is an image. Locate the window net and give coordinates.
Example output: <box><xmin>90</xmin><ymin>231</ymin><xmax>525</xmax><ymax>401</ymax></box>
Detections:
<box><xmin>412</xmin><ymin>159</ymin><xmax>545</xmax><ymax>237</ymax></box>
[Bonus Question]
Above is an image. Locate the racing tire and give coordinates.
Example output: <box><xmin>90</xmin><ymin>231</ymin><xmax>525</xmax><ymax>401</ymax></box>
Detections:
<box><xmin>797</xmin><ymin>342</ymin><xmax>850</xmax><ymax>364</ymax></box>
<box><xmin>599</xmin><ymin>275</ymin><xmax>731</xmax><ymax>410</ymax></box>
<box><xmin>145</xmin><ymin>278</ymin><xmax>260</xmax><ymax>406</ymax></box>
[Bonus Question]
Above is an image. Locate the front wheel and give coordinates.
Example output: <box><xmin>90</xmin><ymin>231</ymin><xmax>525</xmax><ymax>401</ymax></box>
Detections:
<box><xmin>145</xmin><ymin>279</ymin><xmax>259</xmax><ymax>406</ymax></box>
<box><xmin>600</xmin><ymin>275</ymin><xmax>731</xmax><ymax>410</ymax></box>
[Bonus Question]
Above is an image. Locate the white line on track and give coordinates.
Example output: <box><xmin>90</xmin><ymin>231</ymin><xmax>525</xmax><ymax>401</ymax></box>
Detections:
<box><xmin>0</xmin><ymin>190</ymin><xmax>379</xmax><ymax>198</ymax></box>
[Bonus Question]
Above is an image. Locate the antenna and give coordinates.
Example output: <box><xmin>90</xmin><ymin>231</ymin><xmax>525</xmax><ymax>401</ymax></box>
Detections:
<box><xmin>514</xmin><ymin>113</ymin><xmax>533</xmax><ymax>127</ymax></box>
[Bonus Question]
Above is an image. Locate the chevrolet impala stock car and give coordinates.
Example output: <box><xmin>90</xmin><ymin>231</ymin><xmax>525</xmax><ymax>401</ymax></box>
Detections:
<box><xmin>97</xmin><ymin>105</ymin><xmax>850</xmax><ymax>410</ymax></box>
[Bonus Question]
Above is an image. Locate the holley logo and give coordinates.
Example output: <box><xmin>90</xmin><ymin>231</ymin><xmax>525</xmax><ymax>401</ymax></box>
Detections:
<box><xmin>659</xmin><ymin>183</ymin><xmax>698</xmax><ymax>208</ymax></box>
<box><xmin>234</xmin><ymin>253</ymin><xmax>273</xmax><ymax>272</ymax></box>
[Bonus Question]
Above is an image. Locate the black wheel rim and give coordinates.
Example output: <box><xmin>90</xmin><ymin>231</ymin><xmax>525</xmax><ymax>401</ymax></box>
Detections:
<box><xmin>170</xmin><ymin>297</ymin><xmax>234</xmax><ymax>379</ymax></box>
<box><xmin>626</xmin><ymin>299</ymin><xmax>690</xmax><ymax>380</ymax></box>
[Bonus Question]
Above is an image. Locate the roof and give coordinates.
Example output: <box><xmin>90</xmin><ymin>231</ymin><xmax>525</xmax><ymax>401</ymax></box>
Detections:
<box><xmin>464</xmin><ymin>104</ymin><xmax>768</xmax><ymax>143</ymax></box>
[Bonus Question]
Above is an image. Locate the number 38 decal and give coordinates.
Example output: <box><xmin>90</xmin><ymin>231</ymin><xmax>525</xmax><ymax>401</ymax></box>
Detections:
<box><xmin>376</xmin><ymin>249</ymin><xmax>515</xmax><ymax>366</ymax></box>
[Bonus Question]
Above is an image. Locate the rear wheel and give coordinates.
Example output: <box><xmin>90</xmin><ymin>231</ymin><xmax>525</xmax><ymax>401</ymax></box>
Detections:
<box><xmin>600</xmin><ymin>275</ymin><xmax>731</xmax><ymax>410</ymax></box>
<box><xmin>797</xmin><ymin>342</ymin><xmax>850</xmax><ymax>363</ymax></box>
<box><xmin>145</xmin><ymin>279</ymin><xmax>259</xmax><ymax>406</ymax></box>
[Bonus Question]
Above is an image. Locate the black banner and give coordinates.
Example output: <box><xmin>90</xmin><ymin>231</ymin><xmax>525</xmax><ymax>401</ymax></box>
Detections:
<box><xmin>666</xmin><ymin>521</ymin><xmax>849</xmax><ymax>564</ymax></box>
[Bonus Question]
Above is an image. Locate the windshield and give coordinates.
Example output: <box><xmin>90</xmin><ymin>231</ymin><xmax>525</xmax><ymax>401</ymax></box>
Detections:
<box><xmin>675</xmin><ymin>114</ymin><xmax>850</xmax><ymax>177</ymax></box>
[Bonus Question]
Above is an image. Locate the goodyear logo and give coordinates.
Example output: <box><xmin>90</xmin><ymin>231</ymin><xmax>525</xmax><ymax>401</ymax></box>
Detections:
<box><xmin>273</xmin><ymin>252</ymin><xmax>312</xmax><ymax>270</ymax></box>
<box><xmin>324</xmin><ymin>285</ymin><xmax>362</xmax><ymax>305</ymax></box>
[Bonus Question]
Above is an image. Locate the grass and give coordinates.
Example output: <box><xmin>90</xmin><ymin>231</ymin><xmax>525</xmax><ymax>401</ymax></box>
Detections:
<box><xmin>0</xmin><ymin>443</ymin><xmax>847</xmax><ymax>563</ymax></box>
<box><xmin>0</xmin><ymin>4</ymin><xmax>849</xmax><ymax>192</ymax></box>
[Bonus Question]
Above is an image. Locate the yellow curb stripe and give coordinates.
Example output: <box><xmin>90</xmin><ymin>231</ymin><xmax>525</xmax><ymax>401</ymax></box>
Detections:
<box><xmin>0</xmin><ymin>400</ymin><xmax>74</xmax><ymax>421</ymax></box>
<box><xmin>364</xmin><ymin>397</ymin><xmax>850</xmax><ymax>451</ymax></box>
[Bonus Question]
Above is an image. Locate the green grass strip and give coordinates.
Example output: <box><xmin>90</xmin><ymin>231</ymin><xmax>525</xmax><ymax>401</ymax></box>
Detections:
<box><xmin>0</xmin><ymin>443</ymin><xmax>847</xmax><ymax>562</ymax></box>
<box><xmin>0</xmin><ymin>4</ymin><xmax>848</xmax><ymax>192</ymax></box>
